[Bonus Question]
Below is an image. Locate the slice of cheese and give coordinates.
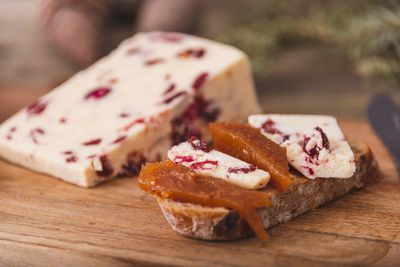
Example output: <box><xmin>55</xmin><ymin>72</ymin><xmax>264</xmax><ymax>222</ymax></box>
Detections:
<box><xmin>248</xmin><ymin>114</ymin><xmax>356</xmax><ymax>179</ymax></box>
<box><xmin>168</xmin><ymin>138</ymin><xmax>270</xmax><ymax>189</ymax></box>
<box><xmin>0</xmin><ymin>32</ymin><xmax>261</xmax><ymax>187</ymax></box>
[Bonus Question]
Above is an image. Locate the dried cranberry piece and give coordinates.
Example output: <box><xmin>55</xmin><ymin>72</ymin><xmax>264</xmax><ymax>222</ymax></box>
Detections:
<box><xmin>192</xmin><ymin>72</ymin><xmax>209</xmax><ymax>91</ymax></box>
<box><xmin>199</xmin><ymin>102</ymin><xmax>220</xmax><ymax>122</ymax></box>
<box><xmin>30</xmin><ymin>128</ymin><xmax>45</xmax><ymax>144</ymax></box>
<box><xmin>119</xmin><ymin>113</ymin><xmax>130</xmax><ymax>118</ymax></box>
<box><xmin>304</xmin><ymin>155</ymin><xmax>320</xmax><ymax>166</ymax></box>
<box><xmin>36</xmin><ymin>128</ymin><xmax>44</xmax><ymax>134</ymax></box>
<box><xmin>261</xmin><ymin>119</ymin><xmax>282</xmax><ymax>135</ymax></box>
<box><xmin>228</xmin><ymin>165</ymin><xmax>257</xmax><ymax>174</ymax></box>
<box><xmin>188</xmin><ymin>136</ymin><xmax>210</xmax><ymax>152</ymax></box>
<box><xmin>315</xmin><ymin>127</ymin><xmax>330</xmax><ymax>149</ymax></box>
<box><xmin>111</xmin><ymin>135</ymin><xmax>127</xmax><ymax>144</ymax></box>
<box><xmin>96</xmin><ymin>155</ymin><xmax>114</xmax><ymax>177</ymax></box>
<box><xmin>83</xmin><ymin>138</ymin><xmax>102</xmax><ymax>146</ymax></box>
<box><xmin>66</xmin><ymin>156</ymin><xmax>78</xmax><ymax>163</ymax></box>
<box><xmin>170</xmin><ymin>96</ymin><xmax>220</xmax><ymax>145</ymax></box>
<box><xmin>6</xmin><ymin>126</ymin><xmax>17</xmax><ymax>140</ymax></box>
<box><xmin>117</xmin><ymin>161</ymin><xmax>143</xmax><ymax>177</ymax></box>
<box><xmin>26</xmin><ymin>100</ymin><xmax>48</xmax><ymax>117</ymax></box>
<box><xmin>59</xmin><ymin>117</ymin><xmax>67</xmax><ymax>124</ymax></box>
<box><xmin>121</xmin><ymin>117</ymin><xmax>145</xmax><ymax>131</ymax></box>
<box><xmin>177</xmin><ymin>48</ymin><xmax>206</xmax><ymax>58</ymax></box>
<box><xmin>173</xmin><ymin>155</ymin><xmax>195</xmax><ymax>163</ymax></box>
<box><xmin>116</xmin><ymin>152</ymin><xmax>147</xmax><ymax>177</ymax></box>
<box><xmin>62</xmin><ymin>150</ymin><xmax>78</xmax><ymax>163</ymax></box>
<box><xmin>163</xmin><ymin>83</ymin><xmax>176</xmax><ymax>95</ymax></box>
<box><xmin>303</xmin><ymin>166</ymin><xmax>315</xmax><ymax>176</ymax></box>
<box><xmin>302</xmin><ymin>127</ymin><xmax>330</xmax><ymax>159</ymax></box>
<box><xmin>84</xmin><ymin>87</ymin><xmax>111</xmax><ymax>100</ymax></box>
<box><xmin>188</xmin><ymin>97</ymin><xmax>220</xmax><ymax>122</ymax></box>
<box><xmin>161</xmin><ymin>91</ymin><xmax>187</xmax><ymax>104</ymax></box>
<box><xmin>193</xmin><ymin>49</ymin><xmax>205</xmax><ymax>58</ymax></box>
<box><xmin>170</xmin><ymin>116</ymin><xmax>202</xmax><ymax>145</ymax></box>
<box><xmin>302</xmin><ymin>136</ymin><xmax>319</xmax><ymax>158</ymax></box>
<box><xmin>135</xmin><ymin>118</ymin><xmax>145</xmax><ymax>123</ymax></box>
<box><xmin>190</xmin><ymin>160</ymin><xmax>218</xmax><ymax>171</ymax></box>
<box><xmin>305</xmin><ymin>156</ymin><xmax>313</xmax><ymax>164</ymax></box>
<box><xmin>144</xmin><ymin>58</ymin><xmax>164</xmax><ymax>66</ymax></box>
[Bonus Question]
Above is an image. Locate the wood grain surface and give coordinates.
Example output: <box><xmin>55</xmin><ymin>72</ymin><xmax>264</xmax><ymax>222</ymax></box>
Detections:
<box><xmin>0</xmin><ymin>120</ymin><xmax>399</xmax><ymax>267</ymax></box>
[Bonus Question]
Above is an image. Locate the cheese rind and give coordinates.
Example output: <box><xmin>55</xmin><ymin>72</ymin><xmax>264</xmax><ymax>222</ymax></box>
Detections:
<box><xmin>168</xmin><ymin>140</ymin><xmax>270</xmax><ymax>189</ymax></box>
<box><xmin>0</xmin><ymin>32</ymin><xmax>261</xmax><ymax>187</ymax></box>
<box><xmin>248</xmin><ymin>114</ymin><xmax>356</xmax><ymax>179</ymax></box>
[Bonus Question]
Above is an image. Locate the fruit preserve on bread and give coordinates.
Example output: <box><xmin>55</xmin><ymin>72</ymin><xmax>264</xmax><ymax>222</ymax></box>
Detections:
<box><xmin>138</xmin><ymin>160</ymin><xmax>271</xmax><ymax>240</ymax></box>
<box><xmin>209</xmin><ymin>122</ymin><xmax>292</xmax><ymax>191</ymax></box>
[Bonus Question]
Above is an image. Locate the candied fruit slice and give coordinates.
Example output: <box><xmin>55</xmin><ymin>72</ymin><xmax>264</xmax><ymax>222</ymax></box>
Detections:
<box><xmin>209</xmin><ymin>122</ymin><xmax>292</xmax><ymax>191</ymax></box>
<box><xmin>138</xmin><ymin>160</ymin><xmax>271</xmax><ymax>240</ymax></box>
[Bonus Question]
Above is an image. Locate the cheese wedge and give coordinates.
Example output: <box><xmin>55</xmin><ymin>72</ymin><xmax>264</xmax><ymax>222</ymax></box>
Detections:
<box><xmin>0</xmin><ymin>32</ymin><xmax>261</xmax><ymax>187</ymax></box>
<box><xmin>248</xmin><ymin>114</ymin><xmax>356</xmax><ymax>179</ymax></box>
<box><xmin>167</xmin><ymin>138</ymin><xmax>270</xmax><ymax>189</ymax></box>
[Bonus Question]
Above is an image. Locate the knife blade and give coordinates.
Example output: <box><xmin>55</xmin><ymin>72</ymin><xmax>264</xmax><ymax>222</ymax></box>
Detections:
<box><xmin>367</xmin><ymin>93</ymin><xmax>400</xmax><ymax>175</ymax></box>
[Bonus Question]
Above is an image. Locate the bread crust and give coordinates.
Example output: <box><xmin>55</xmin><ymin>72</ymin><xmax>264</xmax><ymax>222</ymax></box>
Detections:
<box><xmin>157</xmin><ymin>141</ymin><xmax>383</xmax><ymax>240</ymax></box>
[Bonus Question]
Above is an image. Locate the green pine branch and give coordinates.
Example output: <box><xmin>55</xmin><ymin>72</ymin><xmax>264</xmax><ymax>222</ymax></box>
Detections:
<box><xmin>206</xmin><ymin>0</ymin><xmax>400</xmax><ymax>83</ymax></box>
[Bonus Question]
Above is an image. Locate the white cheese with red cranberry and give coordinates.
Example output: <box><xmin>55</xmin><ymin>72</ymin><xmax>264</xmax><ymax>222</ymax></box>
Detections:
<box><xmin>168</xmin><ymin>138</ymin><xmax>270</xmax><ymax>189</ymax></box>
<box><xmin>0</xmin><ymin>32</ymin><xmax>261</xmax><ymax>187</ymax></box>
<box><xmin>248</xmin><ymin>114</ymin><xmax>356</xmax><ymax>179</ymax></box>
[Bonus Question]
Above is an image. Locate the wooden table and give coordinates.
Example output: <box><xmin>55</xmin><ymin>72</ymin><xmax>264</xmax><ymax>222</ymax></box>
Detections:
<box><xmin>0</xmin><ymin>120</ymin><xmax>399</xmax><ymax>267</ymax></box>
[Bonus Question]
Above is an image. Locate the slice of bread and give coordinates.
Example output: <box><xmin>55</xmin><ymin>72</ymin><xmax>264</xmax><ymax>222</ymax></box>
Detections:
<box><xmin>156</xmin><ymin>141</ymin><xmax>382</xmax><ymax>240</ymax></box>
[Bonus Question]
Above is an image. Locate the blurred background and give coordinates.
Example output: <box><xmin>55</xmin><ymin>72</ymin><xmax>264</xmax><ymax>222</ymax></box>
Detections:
<box><xmin>1</xmin><ymin>0</ymin><xmax>400</xmax><ymax>122</ymax></box>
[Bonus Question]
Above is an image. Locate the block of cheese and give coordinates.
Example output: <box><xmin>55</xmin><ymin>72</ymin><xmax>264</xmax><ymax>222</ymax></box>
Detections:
<box><xmin>248</xmin><ymin>114</ymin><xmax>356</xmax><ymax>179</ymax></box>
<box><xmin>167</xmin><ymin>137</ymin><xmax>270</xmax><ymax>189</ymax></box>
<box><xmin>0</xmin><ymin>32</ymin><xmax>261</xmax><ymax>187</ymax></box>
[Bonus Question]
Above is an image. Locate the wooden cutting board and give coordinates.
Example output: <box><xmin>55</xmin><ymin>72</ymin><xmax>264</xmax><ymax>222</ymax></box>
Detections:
<box><xmin>0</xmin><ymin>120</ymin><xmax>399</xmax><ymax>267</ymax></box>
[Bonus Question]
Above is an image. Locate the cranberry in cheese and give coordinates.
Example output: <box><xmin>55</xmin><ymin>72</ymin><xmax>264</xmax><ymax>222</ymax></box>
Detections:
<box><xmin>168</xmin><ymin>137</ymin><xmax>270</xmax><ymax>189</ymax></box>
<box><xmin>248</xmin><ymin>114</ymin><xmax>356</xmax><ymax>179</ymax></box>
<box><xmin>0</xmin><ymin>32</ymin><xmax>261</xmax><ymax>187</ymax></box>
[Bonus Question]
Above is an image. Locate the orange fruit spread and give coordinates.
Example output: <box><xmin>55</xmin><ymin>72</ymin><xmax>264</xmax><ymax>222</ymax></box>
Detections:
<box><xmin>138</xmin><ymin>160</ymin><xmax>271</xmax><ymax>240</ymax></box>
<box><xmin>209</xmin><ymin>122</ymin><xmax>292</xmax><ymax>191</ymax></box>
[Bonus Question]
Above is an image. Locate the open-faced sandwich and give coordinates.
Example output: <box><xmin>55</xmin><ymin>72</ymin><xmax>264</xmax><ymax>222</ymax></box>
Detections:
<box><xmin>0</xmin><ymin>30</ymin><xmax>382</xmax><ymax>240</ymax></box>
<box><xmin>138</xmin><ymin>115</ymin><xmax>382</xmax><ymax>240</ymax></box>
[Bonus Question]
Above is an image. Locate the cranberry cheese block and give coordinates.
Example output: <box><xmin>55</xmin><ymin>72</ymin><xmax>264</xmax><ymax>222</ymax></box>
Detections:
<box><xmin>248</xmin><ymin>115</ymin><xmax>356</xmax><ymax>179</ymax></box>
<box><xmin>167</xmin><ymin>137</ymin><xmax>270</xmax><ymax>189</ymax></box>
<box><xmin>0</xmin><ymin>32</ymin><xmax>261</xmax><ymax>187</ymax></box>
